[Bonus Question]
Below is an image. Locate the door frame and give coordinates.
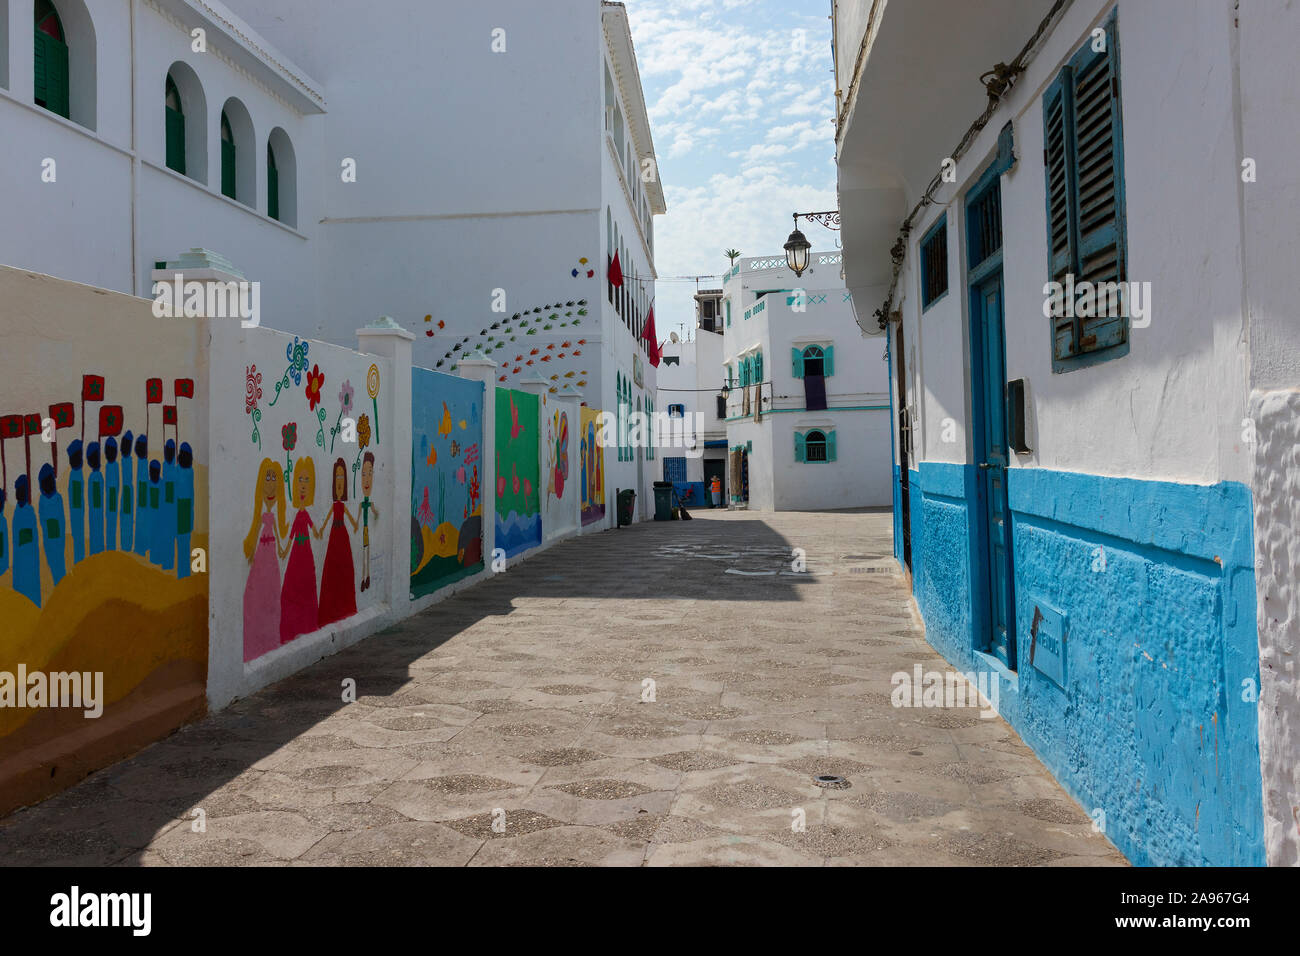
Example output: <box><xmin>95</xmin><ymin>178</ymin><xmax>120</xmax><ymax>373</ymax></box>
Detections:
<box><xmin>965</xmin><ymin>162</ymin><xmax>1017</xmax><ymax>670</ymax></box>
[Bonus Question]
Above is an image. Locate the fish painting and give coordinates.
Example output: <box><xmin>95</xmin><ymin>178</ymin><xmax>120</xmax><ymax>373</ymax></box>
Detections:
<box><xmin>450</xmin><ymin>440</ymin><xmax>460</xmax><ymax>458</ymax></box>
<box><xmin>438</xmin><ymin>402</ymin><xmax>453</xmax><ymax>437</ymax></box>
<box><xmin>459</xmin><ymin>419</ymin><xmax>468</xmax><ymax>430</ymax></box>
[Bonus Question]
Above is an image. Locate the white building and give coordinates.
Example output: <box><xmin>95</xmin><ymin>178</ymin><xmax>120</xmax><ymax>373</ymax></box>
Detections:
<box><xmin>0</xmin><ymin>0</ymin><xmax>665</xmax><ymax>521</ymax></box>
<box><xmin>655</xmin><ymin>291</ymin><xmax>727</xmax><ymax>506</ymax></box>
<box><xmin>716</xmin><ymin>250</ymin><xmax>892</xmax><ymax>511</ymax></box>
<box><xmin>834</xmin><ymin>0</ymin><xmax>1300</xmax><ymax>866</ymax></box>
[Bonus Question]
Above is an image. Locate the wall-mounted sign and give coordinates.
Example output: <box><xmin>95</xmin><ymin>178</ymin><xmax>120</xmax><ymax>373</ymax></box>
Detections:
<box><xmin>633</xmin><ymin>354</ymin><xmax>644</xmax><ymax>388</ymax></box>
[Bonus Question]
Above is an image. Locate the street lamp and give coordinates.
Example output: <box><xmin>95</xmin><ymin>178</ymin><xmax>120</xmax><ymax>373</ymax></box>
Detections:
<box><xmin>784</xmin><ymin>211</ymin><xmax>840</xmax><ymax>277</ymax></box>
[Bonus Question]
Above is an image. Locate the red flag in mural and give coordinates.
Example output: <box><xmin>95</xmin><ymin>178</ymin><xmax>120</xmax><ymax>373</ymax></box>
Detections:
<box><xmin>163</xmin><ymin>405</ymin><xmax>177</xmax><ymax>425</ymax></box>
<box><xmin>99</xmin><ymin>405</ymin><xmax>124</xmax><ymax>437</ymax></box>
<box><xmin>48</xmin><ymin>402</ymin><xmax>74</xmax><ymax>477</ymax></box>
<box><xmin>82</xmin><ymin>375</ymin><xmax>105</xmax><ymax>402</ymax></box>
<box><xmin>608</xmin><ymin>250</ymin><xmax>624</xmax><ymax>288</ymax></box>
<box><xmin>146</xmin><ymin>378</ymin><xmax>164</xmax><ymax>404</ymax></box>
<box><xmin>0</xmin><ymin>415</ymin><xmax>23</xmax><ymax>440</ymax></box>
<box><xmin>174</xmin><ymin>378</ymin><xmax>195</xmax><ymax>399</ymax></box>
<box><xmin>641</xmin><ymin>306</ymin><xmax>661</xmax><ymax>368</ymax></box>
<box><xmin>24</xmin><ymin>414</ymin><xmax>42</xmax><ymax>436</ymax></box>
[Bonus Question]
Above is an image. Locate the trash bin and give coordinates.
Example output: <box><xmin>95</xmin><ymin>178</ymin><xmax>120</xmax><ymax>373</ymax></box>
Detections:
<box><xmin>652</xmin><ymin>482</ymin><xmax>673</xmax><ymax>521</ymax></box>
<box><xmin>617</xmin><ymin>488</ymin><xmax>636</xmax><ymax>526</ymax></box>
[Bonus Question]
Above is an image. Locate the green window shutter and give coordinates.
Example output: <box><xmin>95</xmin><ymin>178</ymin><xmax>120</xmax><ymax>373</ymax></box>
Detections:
<box><xmin>221</xmin><ymin>141</ymin><xmax>237</xmax><ymax>199</ymax></box>
<box><xmin>34</xmin><ymin>32</ymin><xmax>48</xmax><ymax>106</ymax></box>
<box><xmin>35</xmin><ymin>32</ymin><xmax>70</xmax><ymax>119</ymax></box>
<box><xmin>165</xmin><ymin>107</ymin><xmax>187</xmax><ymax>175</ymax></box>
<box><xmin>791</xmin><ymin>347</ymin><xmax>804</xmax><ymax>379</ymax></box>
<box><xmin>754</xmin><ymin>351</ymin><xmax>763</xmax><ymax>383</ymax></box>
<box><xmin>826</xmin><ymin>431</ymin><xmax>837</xmax><ymax>462</ymax></box>
<box><xmin>794</xmin><ymin>431</ymin><xmax>806</xmax><ymax>462</ymax></box>
<box><xmin>1070</xmin><ymin>13</ymin><xmax>1126</xmax><ymax>354</ymax></box>
<box><xmin>268</xmin><ymin>164</ymin><xmax>280</xmax><ymax>221</ymax></box>
<box><xmin>823</xmin><ymin>346</ymin><xmax>834</xmax><ymax>377</ymax></box>
<box><xmin>726</xmin><ymin>300</ymin><xmax>732</xmax><ymax>326</ymax></box>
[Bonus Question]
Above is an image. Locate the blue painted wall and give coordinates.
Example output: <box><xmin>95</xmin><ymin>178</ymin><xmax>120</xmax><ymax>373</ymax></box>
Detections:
<box><xmin>908</xmin><ymin>463</ymin><xmax>1264</xmax><ymax>866</ymax></box>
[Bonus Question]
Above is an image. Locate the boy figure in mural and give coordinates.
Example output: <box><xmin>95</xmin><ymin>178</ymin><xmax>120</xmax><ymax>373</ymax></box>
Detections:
<box><xmin>12</xmin><ymin>476</ymin><xmax>41</xmax><ymax>607</ymax></box>
<box><xmin>119</xmin><ymin>430</ymin><xmax>134</xmax><ymax>552</ymax></box>
<box><xmin>37</xmin><ymin>463</ymin><xmax>67</xmax><ymax>586</ymax></box>
<box><xmin>359</xmin><ymin>451</ymin><xmax>378</xmax><ymax>592</ymax></box>
<box><xmin>0</xmin><ymin>488</ymin><xmax>7</xmax><ymax>578</ymax></box>
<box><xmin>176</xmin><ymin>442</ymin><xmax>194</xmax><ymax>579</ymax></box>
<box><xmin>104</xmin><ymin>436</ymin><xmax>119</xmax><ymax>551</ymax></box>
<box><xmin>157</xmin><ymin>439</ymin><xmax>178</xmax><ymax>571</ymax></box>
<box><xmin>132</xmin><ymin>435</ymin><xmax>150</xmax><ymax>558</ymax></box>
<box><xmin>86</xmin><ymin>441</ymin><xmax>104</xmax><ymax>556</ymax></box>
<box><xmin>66</xmin><ymin>438</ymin><xmax>86</xmax><ymax>565</ymax></box>
<box><xmin>146</xmin><ymin>459</ymin><xmax>163</xmax><ymax>567</ymax></box>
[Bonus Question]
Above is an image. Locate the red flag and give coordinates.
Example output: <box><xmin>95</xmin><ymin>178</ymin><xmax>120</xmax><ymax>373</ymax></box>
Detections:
<box><xmin>24</xmin><ymin>414</ymin><xmax>43</xmax><ymax>436</ymax></box>
<box><xmin>608</xmin><ymin>251</ymin><xmax>624</xmax><ymax>288</ymax></box>
<box><xmin>163</xmin><ymin>405</ymin><xmax>177</xmax><ymax>425</ymax></box>
<box><xmin>0</xmin><ymin>415</ymin><xmax>24</xmax><ymax>439</ymax></box>
<box><xmin>640</xmin><ymin>306</ymin><xmax>661</xmax><ymax>368</ymax></box>
<box><xmin>82</xmin><ymin>374</ymin><xmax>106</xmax><ymax>402</ymax></box>
<box><xmin>175</xmin><ymin>378</ymin><xmax>195</xmax><ymax>399</ymax></box>
<box><xmin>99</xmin><ymin>405</ymin><xmax>124</xmax><ymax>437</ymax></box>
<box><xmin>146</xmin><ymin>378</ymin><xmax>164</xmax><ymax>404</ymax></box>
<box><xmin>48</xmin><ymin>402</ymin><xmax>74</xmax><ymax>430</ymax></box>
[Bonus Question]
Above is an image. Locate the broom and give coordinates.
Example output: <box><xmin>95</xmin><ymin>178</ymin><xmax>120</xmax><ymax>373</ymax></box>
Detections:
<box><xmin>673</xmin><ymin>487</ymin><xmax>693</xmax><ymax>520</ymax></box>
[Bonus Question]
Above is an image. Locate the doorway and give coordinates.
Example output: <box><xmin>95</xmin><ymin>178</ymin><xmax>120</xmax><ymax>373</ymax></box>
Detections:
<box><xmin>895</xmin><ymin>323</ymin><xmax>912</xmax><ymax>573</ymax></box>
<box><xmin>966</xmin><ymin>172</ymin><xmax>1015</xmax><ymax>669</ymax></box>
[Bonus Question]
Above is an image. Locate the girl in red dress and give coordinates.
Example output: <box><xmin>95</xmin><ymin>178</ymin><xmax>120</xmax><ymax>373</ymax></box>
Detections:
<box><xmin>279</xmin><ymin>456</ymin><xmax>319</xmax><ymax>644</ymax></box>
<box><xmin>316</xmin><ymin>457</ymin><xmax>358</xmax><ymax>627</ymax></box>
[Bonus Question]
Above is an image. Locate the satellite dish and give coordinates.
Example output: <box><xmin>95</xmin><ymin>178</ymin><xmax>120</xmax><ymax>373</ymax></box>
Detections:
<box><xmin>669</xmin><ymin>332</ymin><xmax>680</xmax><ymax>343</ymax></box>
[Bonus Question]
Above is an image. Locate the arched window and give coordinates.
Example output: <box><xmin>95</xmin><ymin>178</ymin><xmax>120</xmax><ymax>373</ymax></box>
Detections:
<box><xmin>34</xmin><ymin>0</ymin><xmax>69</xmax><ymax>118</ymax></box>
<box><xmin>165</xmin><ymin>74</ymin><xmax>185</xmax><ymax>174</ymax></box>
<box><xmin>795</xmin><ymin>429</ymin><xmax>836</xmax><ymax>463</ymax></box>
<box><xmin>220</xmin><ymin>109</ymin><xmax>236</xmax><ymax>199</ymax></box>
<box><xmin>802</xmin><ymin>345</ymin><xmax>825</xmax><ymax>377</ymax></box>
<box><xmin>266</xmin><ymin>142</ymin><xmax>279</xmax><ymax>220</ymax></box>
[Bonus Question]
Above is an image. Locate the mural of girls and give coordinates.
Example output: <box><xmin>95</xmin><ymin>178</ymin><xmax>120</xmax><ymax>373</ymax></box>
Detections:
<box><xmin>12</xmin><ymin>476</ymin><xmax>40</xmax><ymax>607</ymax></box>
<box><xmin>86</xmin><ymin>441</ymin><xmax>104</xmax><ymax>556</ymax></box>
<box><xmin>280</xmin><ymin>455</ymin><xmax>319</xmax><ymax>644</ymax></box>
<box><xmin>66</xmin><ymin>438</ymin><xmax>85</xmax><ymax>565</ymax></box>
<box><xmin>104</xmin><ymin>436</ymin><xmax>119</xmax><ymax>551</ymax></box>
<box><xmin>316</xmin><ymin>457</ymin><xmax>358</xmax><ymax>627</ymax></box>
<box><xmin>37</xmin><ymin>463</ymin><xmax>66</xmax><ymax>586</ymax></box>
<box><xmin>176</xmin><ymin>442</ymin><xmax>194</xmax><ymax>579</ymax></box>
<box><xmin>243</xmin><ymin>457</ymin><xmax>288</xmax><ymax>661</ymax></box>
<box><xmin>359</xmin><ymin>451</ymin><xmax>378</xmax><ymax>592</ymax></box>
<box><xmin>119</xmin><ymin>430</ymin><xmax>134</xmax><ymax>552</ymax></box>
<box><xmin>132</xmin><ymin>434</ymin><xmax>149</xmax><ymax>558</ymax></box>
<box><xmin>157</xmin><ymin>439</ymin><xmax>177</xmax><ymax>571</ymax></box>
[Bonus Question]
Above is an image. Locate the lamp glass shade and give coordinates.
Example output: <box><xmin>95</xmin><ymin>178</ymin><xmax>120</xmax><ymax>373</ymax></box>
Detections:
<box><xmin>784</xmin><ymin>228</ymin><xmax>811</xmax><ymax>276</ymax></box>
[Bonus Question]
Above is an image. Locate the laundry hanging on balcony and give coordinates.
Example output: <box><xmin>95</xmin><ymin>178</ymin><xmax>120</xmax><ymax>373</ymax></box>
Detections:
<box><xmin>640</xmin><ymin>305</ymin><xmax>661</xmax><ymax>367</ymax></box>
<box><xmin>608</xmin><ymin>250</ymin><xmax>624</xmax><ymax>287</ymax></box>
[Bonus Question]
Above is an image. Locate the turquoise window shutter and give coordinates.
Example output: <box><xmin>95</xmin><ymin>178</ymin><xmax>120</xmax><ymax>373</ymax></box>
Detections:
<box><xmin>794</xmin><ymin>431</ymin><xmax>806</xmax><ymax>462</ymax></box>
<box><xmin>165</xmin><ymin>107</ymin><xmax>186</xmax><ymax>175</ymax></box>
<box><xmin>755</xmin><ymin>350</ymin><xmax>763</xmax><ymax>383</ymax></box>
<box><xmin>823</xmin><ymin>345</ymin><xmax>835</xmax><ymax>377</ymax></box>
<box><xmin>826</xmin><ymin>431</ymin><xmax>837</xmax><ymax>462</ymax></box>
<box><xmin>791</xmin><ymin>347</ymin><xmax>804</xmax><ymax>378</ymax></box>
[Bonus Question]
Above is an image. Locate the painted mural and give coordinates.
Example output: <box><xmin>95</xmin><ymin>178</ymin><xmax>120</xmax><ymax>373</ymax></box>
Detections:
<box><xmin>495</xmin><ymin>388</ymin><xmax>541</xmax><ymax>557</ymax></box>
<box><xmin>410</xmin><ymin>369</ymin><xmax>484</xmax><ymax>597</ymax></box>
<box><xmin>580</xmin><ymin>404</ymin><xmax>606</xmax><ymax>526</ymax></box>
<box><xmin>541</xmin><ymin>392</ymin><xmax>578</xmax><ymax>541</ymax></box>
<box><xmin>0</xmin><ymin>266</ymin><xmax>208</xmax><ymax>814</ymax></box>
<box><xmin>241</xmin><ymin>336</ymin><xmax>388</xmax><ymax>662</ymax></box>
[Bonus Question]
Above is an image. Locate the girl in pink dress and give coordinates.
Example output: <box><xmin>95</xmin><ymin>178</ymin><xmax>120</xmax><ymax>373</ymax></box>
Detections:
<box><xmin>317</xmin><ymin>457</ymin><xmax>359</xmax><ymax>627</ymax></box>
<box><xmin>280</xmin><ymin>456</ymin><xmax>319</xmax><ymax>644</ymax></box>
<box><xmin>242</xmin><ymin>458</ymin><xmax>288</xmax><ymax>661</ymax></box>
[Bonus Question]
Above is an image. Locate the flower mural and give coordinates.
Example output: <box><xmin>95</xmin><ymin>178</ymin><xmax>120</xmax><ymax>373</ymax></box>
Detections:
<box><xmin>269</xmin><ymin>336</ymin><xmax>310</xmax><ymax>407</ymax></box>
<box><xmin>353</xmin><ymin>412</ymin><xmax>371</xmax><ymax>496</ymax></box>
<box><xmin>330</xmin><ymin>379</ymin><xmax>354</xmax><ymax>452</ymax></box>
<box><xmin>366</xmin><ymin>364</ymin><xmax>381</xmax><ymax>444</ymax></box>
<box><xmin>246</xmin><ymin>364</ymin><xmax>264</xmax><ymax>449</ymax></box>
<box><xmin>305</xmin><ymin>364</ymin><xmax>325</xmax><ymax>411</ymax></box>
<box><xmin>282</xmin><ymin>421</ymin><xmax>298</xmax><ymax>478</ymax></box>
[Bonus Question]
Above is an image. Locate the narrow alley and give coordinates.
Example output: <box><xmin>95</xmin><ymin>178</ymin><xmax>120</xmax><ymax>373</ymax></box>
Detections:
<box><xmin>0</xmin><ymin>511</ymin><xmax>1123</xmax><ymax>867</ymax></box>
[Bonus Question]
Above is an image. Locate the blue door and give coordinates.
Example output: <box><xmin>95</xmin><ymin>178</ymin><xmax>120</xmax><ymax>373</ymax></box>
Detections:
<box><xmin>974</xmin><ymin>272</ymin><xmax>1015</xmax><ymax>668</ymax></box>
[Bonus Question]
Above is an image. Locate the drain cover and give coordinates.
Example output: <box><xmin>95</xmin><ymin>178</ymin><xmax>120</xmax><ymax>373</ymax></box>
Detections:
<box><xmin>812</xmin><ymin>774</ymin><xmax>850</xmax><ymax>790</ymax></box>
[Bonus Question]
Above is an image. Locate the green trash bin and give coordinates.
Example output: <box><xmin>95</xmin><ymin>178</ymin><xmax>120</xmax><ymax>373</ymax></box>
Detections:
<box><xmin>652</xmin><ymin>482</ymin><xmax>673</xmax><ymax>521</ymax></box>
<box><xmin>617</xmin><ymin>488</ymin><xmax>636</xmax><ymax>526</ymax></box>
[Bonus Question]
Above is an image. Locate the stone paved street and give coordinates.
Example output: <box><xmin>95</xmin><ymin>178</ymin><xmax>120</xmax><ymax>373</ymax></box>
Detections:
<box><xmin>0</xmin><ymin>510</ymin><xmax>1126</xmax><ymax>866</ymax></box>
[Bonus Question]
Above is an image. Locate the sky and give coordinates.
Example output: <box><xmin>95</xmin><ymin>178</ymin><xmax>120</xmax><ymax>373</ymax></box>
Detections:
<box><xmin>625</xmin><ymin>0</ymin><xmax>841</xmax><ymax>344</ymax></box>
